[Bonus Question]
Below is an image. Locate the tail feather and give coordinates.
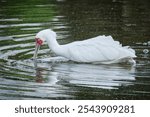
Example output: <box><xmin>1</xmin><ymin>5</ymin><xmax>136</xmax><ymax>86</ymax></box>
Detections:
<box><xmin>124</xmin><ymin>46</ymin><xmax>136</xmax><ymax>56</ymax></box>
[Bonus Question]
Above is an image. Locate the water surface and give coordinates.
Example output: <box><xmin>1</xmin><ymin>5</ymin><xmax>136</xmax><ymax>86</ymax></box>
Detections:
<box><xmin>0</xmin><ymin>0</ymin><xmax>150</xmax><ymax>99</ymax></box>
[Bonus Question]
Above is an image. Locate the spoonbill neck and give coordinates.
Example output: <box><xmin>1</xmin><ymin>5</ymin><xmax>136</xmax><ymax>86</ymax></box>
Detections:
<box><xmin>45</xmin><ymin>33</ymin><xmax>62</xmax><ymax>54</ymax></box>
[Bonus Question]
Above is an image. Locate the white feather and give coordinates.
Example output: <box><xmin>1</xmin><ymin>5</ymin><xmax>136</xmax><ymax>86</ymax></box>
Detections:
<box><xmin>35</xmin><ymin>29</ymin><xmax>136</xmax><ymax>64</ymax></box>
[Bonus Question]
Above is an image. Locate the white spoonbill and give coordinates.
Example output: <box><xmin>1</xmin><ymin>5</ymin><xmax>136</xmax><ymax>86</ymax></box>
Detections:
<box><xmin>33</xmin><ymin>29</ymin><xmax>136</xmax><ymax>64</ymax></box>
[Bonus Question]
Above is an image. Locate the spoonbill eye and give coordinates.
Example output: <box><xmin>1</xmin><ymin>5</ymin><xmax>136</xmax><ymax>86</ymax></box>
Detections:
<box><xmin>35</xmin><ymin>38</ymin><xmax>43</xmax><ymax>45</ymax></box>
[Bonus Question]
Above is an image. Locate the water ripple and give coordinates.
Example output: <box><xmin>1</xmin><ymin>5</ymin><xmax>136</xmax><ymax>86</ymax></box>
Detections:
<box><xmin>0</xmin><ymin>0</ymin><xmax>150</xmax><ymax>99</ymax></box>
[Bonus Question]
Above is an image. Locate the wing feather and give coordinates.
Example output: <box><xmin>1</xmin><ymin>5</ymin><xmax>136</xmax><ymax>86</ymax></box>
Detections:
<box><xmin>63</xmin><ymin>35</ymin><xmax>121</xmax><ymax>62</ymax></box>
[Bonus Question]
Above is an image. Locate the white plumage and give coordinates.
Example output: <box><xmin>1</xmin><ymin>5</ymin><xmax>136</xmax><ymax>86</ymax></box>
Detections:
<box><xmin>34</xmin><ymin>29</ymin><xmax>136</xmax><ymax>64</ymax></box>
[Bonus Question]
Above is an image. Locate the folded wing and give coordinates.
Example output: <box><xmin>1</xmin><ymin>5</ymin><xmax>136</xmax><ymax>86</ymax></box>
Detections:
<box><xmin>61</xmin><ymin>35</ymin><xmax>135</xmax><ymax>63</ymax></box>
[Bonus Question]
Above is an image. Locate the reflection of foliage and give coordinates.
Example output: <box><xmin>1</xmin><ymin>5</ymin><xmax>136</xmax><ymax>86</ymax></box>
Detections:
<box><xmin>0</xmin><ymin>0</ymin><xmax>56</xmax><ymax>22</ymax></box>
<box><xmin>0</xmin><ymin>63</ymin><xmax>34</xmax><ymax>80</ymax></box>
<box><xmin>58</xmin><ymin>0</ymin><xmax>150</xmax><ymax>43</ymax></box>
<box><xmin>0</xmin><ymin>0</ymin><xmax>56</xmax><ymax>36</ymax></box>
<box><xmin>0</xmin><ymin>0</ymin><xmax>56</xmax><ymax>60</ymax></box>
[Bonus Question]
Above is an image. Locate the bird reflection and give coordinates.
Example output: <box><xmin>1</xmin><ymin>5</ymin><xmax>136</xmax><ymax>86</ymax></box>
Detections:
<box><xmin>34</xmin><ymin>60</ymin><xmax>57</xmax><ymax>84</ymax></box>
<box><xmin>35</xmin><ymin>68</ymin><xmax>45</xmax><ymax>83</ymax></box>
<box><xmin>33</xmin><ymin>56</ymin><xmax>136</xmax><ymax>89</ymax></box>
<box><xmin>34</xmin><ymin>60</ymin><xmax>46</xmax><ymax>83</ymax></box>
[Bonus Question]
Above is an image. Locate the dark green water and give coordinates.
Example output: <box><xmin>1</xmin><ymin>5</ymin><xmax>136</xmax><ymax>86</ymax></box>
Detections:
<box><xmin>0</xmin><ymin>0</ymin><xmax>150</xmax><ymax>99</ymax></box>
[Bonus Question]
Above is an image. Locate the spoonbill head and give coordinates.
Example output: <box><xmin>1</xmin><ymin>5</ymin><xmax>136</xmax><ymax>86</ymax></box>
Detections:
<box><xmin>33</xmin><ymin>29</ymin><xmax>56</xmax><ymax>58</ymax></box>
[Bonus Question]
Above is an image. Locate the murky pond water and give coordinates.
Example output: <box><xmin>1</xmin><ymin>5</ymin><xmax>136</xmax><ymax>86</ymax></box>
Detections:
<box><xmin>0</xmin><ymin>0</ymin><xmax>150</xmax><ymax>99</ymax></box>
